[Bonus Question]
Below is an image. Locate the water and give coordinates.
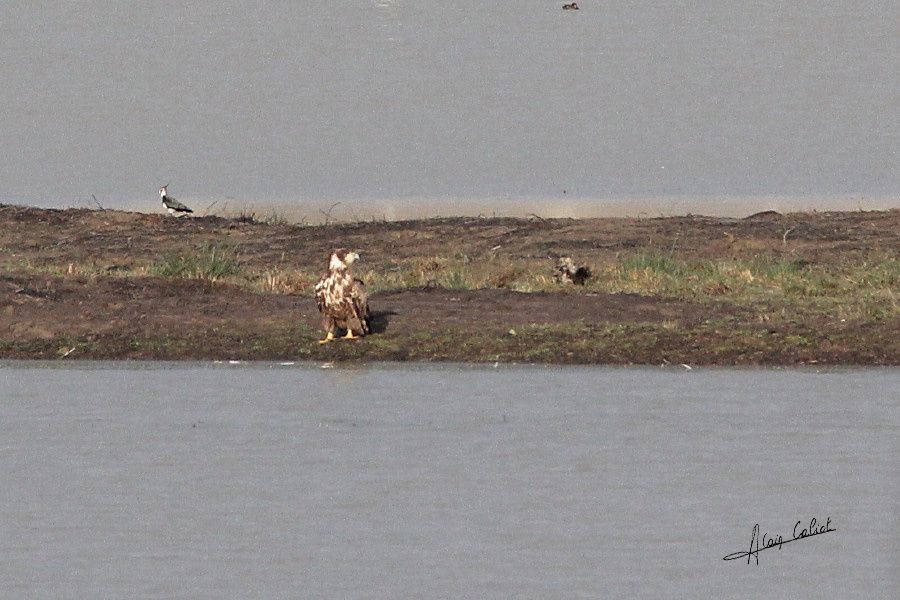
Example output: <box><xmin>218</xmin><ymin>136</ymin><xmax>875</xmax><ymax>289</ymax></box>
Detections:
<box><xmin>0</xmin><ymin>362</ymin><xmax>897</xmax><ymax>598</ymax></box>
<box><xmin>0</xmin><ymin>2</ymin><xmax>896</xmax><ymax>216</ymax></box>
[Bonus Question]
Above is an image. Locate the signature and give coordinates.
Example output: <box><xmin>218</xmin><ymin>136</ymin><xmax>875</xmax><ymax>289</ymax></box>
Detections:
<box><xmin>723</xmin><ymin>517</ymin><xmax>835</xmax><ymax>564</ymax></box>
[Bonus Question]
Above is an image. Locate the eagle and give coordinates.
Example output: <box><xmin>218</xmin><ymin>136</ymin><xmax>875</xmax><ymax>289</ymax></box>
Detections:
<box><xmin>555</xmin><ymin>256</ymin><xmax>591</xmax><ymax>285</ymax></box>
<box><xmin>314</xmin><ymin>249</ymin><xmax>371</xmax><ymax>344</ymax></box>
<box><xmin>159</xmin><ymin>185</ymin><xmax>193</xmax><ymax>216</ymax></box>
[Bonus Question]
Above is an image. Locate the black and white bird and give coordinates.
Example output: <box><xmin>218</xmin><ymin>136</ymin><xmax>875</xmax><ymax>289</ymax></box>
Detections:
<box><xmin>159</xmin><ymin>185</ymin><xmax>193</xmax><ymax>216</ymax></box>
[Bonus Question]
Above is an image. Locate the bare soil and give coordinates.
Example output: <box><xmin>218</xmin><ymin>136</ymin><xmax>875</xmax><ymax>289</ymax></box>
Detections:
<box><xmin>2</xmin><ymin>204</ymin><xmax>898</xmax><ymax>269</ymax></box>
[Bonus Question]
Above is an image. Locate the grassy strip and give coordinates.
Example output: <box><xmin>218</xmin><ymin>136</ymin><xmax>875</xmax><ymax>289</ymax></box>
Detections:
<box><xmin>5</xmin><ymin>248</ymin><xmax>897</xmax><ymax>321</ymax></box>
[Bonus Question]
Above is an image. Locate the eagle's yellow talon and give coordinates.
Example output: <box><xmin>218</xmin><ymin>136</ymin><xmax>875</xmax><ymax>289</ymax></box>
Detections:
<box><xmin>344</xmin><ymin>330</ymin><xmax>357</xmax><ymax>340</ymax></box>
<box><xmin>318</xmin><ymin>332</ymin><xmax>335</xmax><ymax>344</ymax></box>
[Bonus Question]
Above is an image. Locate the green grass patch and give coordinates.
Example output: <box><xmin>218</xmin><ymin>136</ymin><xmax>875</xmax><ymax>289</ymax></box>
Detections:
<box><xmin>620</xmin><ymin>251</ymin><xmax>684</xmax><ymax>276</ymax></box>
<box><xmin>152</xmin><ymin>244</ymin><xmax>241</xmax><ymax>281</ymax></box>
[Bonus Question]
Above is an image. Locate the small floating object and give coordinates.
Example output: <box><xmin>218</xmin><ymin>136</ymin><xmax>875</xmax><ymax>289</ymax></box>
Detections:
<box><xmin>228</xmin><ymin>360</ymin><xmax>241</xmax><ymax>365</ymax></box>
<box><xmin>320</xmin><ymin>362</ymin><xmax>335</xmax><ymax>369</ymax></box>
<box><xmin>562</xmin><ymin>2</ymin><xmax>579</xmax><ymax>9</ymax></box>
<box><xmin>681</xmin><ymin>364</ymin><xmax>693</xmax><ymax>371</ymax></box>
<box><xmin>279</xmin><ymin>362</ymin><xmax>295</xmax><ymax>366</ymax></box>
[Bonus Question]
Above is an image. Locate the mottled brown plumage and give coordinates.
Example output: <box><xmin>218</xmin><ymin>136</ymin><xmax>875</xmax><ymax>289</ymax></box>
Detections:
<box><xmin>555</xmin><ymin>256</ymin><xmax>591</xmax><ymax>285</ymax></box>
<box><xmin>314</xmin><ymin>249</ymin><xmax>370</xmax><ymax>343</ymax></box>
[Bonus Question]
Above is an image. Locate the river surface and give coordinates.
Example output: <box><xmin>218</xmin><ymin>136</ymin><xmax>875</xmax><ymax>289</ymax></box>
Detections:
<box><xmin>0</xmin><ymin>2</ymin><xmax>896</xmax><ymax>216</ymax></box>
<box><xmin>0</xmin><ymin>362</ymin><xmax>897</xmax><ymax>598</ymax></box>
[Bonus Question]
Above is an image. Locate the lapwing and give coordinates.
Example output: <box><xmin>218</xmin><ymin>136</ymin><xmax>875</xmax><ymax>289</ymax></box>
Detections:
<box><xmin>159</xmin><ymin>185</ymin><xmax>193</xmax><ymax>216</ymax></box>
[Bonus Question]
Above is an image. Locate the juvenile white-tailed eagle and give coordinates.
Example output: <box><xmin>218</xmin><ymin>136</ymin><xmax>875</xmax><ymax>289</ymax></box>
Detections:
<box><xmin>314</xmin><ymin>249</ymin><xmax>371</xmax><ymax>343</ymax></box>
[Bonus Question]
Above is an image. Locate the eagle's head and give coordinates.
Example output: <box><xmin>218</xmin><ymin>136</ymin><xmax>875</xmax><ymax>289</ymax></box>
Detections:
<box><xmin>329</xmin><ymin>248</ymin><xmax>360</xmax><ymax>272</ymax></box>
<box><xmin>159</xmin><ymin>185</ymin><xmax>168</xmax><ymax>198</ymax></box>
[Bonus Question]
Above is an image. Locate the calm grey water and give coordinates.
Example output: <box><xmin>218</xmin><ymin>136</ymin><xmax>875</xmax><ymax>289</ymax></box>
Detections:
<box><xmin>1</xmin><ymin>1</ymin><xmax>896</xmax><ymax>215</ymax></box>
<box><xmin>0</xmin><ymin>362</ymin><xmax>897</xmax><ymax>599</ymax></box>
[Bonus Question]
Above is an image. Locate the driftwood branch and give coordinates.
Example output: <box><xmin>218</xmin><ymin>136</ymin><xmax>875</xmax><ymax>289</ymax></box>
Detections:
<box><xmin>782</xmin><ymin>227</ymin><xmax>795</xmax><ymax>245</ymax></box>
<box><xmin>91</xmin><ymin>194</ymin><xmax>104</xmax><ymax>210</ymax></box>
<box><xmin>319</xmin><ymin>202</ymin><xmax>342</xmax><ymax>225</ymax></box>
<box><xmin>204</xmin><ymin>200</ymin><xmax>219</xmax><ymax>215</ymax></box>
